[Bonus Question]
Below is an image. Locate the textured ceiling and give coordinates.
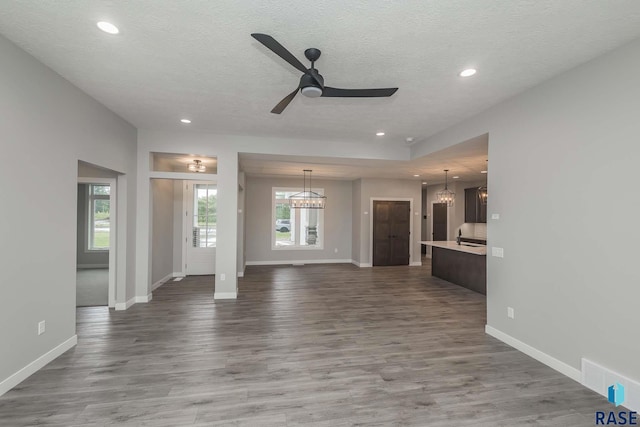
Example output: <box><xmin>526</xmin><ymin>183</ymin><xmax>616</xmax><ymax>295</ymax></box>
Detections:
<box><xmin>1</xmin><ymin>1</ymin><xmax>640</xmax><ymax>147</ymax></box>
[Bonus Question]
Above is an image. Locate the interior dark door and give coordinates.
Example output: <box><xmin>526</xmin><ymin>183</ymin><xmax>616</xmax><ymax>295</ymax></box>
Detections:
<box><xmin>432</xmin><ymin>202</ymin><xmax>447</xmax><ymax>241</ymax></box>
<box><xmin>373</xmin><ymin>201</ymin><xmax>411</xmax><ymax>266</ymax></box>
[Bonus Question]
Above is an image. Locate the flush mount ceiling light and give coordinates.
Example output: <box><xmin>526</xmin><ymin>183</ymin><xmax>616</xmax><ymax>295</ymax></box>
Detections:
<box><xmin>97</xmin><ymin>21</ymin><xmax>119</xmax><ymax>35</ymax></box>
<box><xmin>376</xmin><ymin>132</ymin><xmax>385</xmax><ymax>136</ymax></box>
<box><xmin>289</xmin><ymin>169</ymin><xmax>326</xmax><ymax>209</ymax></box>
<box><xmin>436</xmin><ymin>169</ymin><xmax>455</xmax><ymax>207</ymax></box>
<box><xmin>180</xmin><ymin>119</ymin><xmax>192</xmax><ymax>124</ymax></box>
<box><xmin>188</xmin><ymin>159</ymin><xmax>206</xmax><ymax>173</ymax></box>
<box><xmin>459</xmin><ymin>68</ymin><xmax>477</xmax><ymax>77</ymax></box>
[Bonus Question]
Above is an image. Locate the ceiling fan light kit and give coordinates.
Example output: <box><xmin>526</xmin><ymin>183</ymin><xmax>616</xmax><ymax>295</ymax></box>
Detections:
<box><xmin>251</xmin><ymin>33</ymin><xmax>398</xmax><ymax>114</ymax></box>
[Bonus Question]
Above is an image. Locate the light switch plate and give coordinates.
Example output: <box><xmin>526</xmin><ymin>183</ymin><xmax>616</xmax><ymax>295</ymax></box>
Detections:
<box><xmin>492</xmin><ymin>247</ymin><xmax>504</xmax><ymax>258</ymax></box>
<box><xmin>491</xmin><ymin>213</ymin><xmax>500</xmax><ymax>220</ymax></box>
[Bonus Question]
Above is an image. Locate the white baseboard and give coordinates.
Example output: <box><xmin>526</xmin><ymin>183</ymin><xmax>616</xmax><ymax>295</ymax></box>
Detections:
<box><xmin>245</xmin><ymin>259</ymin><xmax>352</xmax><ymax>266</ymax></box>
<box><xmin>77</xmin><ymin>264</ymin><xmax>108</xmax><ymax>269</ymax></box>
<box><xmin>135</xmin><ymin>293</ymin><xmax>152</xmax><ymax>303</ymax></box>
<box><xmin>485</xmin><ymin>325</ymin><xmax>581</xmax><ymax>383</ymax></box>
<box><xmin>172</xmin><ymin>272</ymin><xmax>185</xmax><ymax>278</ymax></box>
<box><xmin>582</xmin><ymin>358</ymin><xmax>640</xmax><ymax>412</ymax></box>
<box><xmin>214</xmin><ymin>291</ymin><xmax>237</xmax><ymax>300</ymax></box>
<box><xmin>152</xmin><ymin>273</ymin><xmax>172</xmax><ymax>291</ymax></box>
<box><xmin>410</xmin><ymin>261</ymin><xmax>422</xmax><ymax>266</ymax></box>
<box><xmin>115</xmin><ymin>297</ymin><xmax>135</xmax><ymax>311</ymax></box>
<box><xmin>237</xmin><ymin>271</ymin><xmax>244</xmax><ymax>278</ymax></box>
<box><xmin>0</xmin><ymin>335</ymin><xmax>77</xmax><ymax>397</ymax></box>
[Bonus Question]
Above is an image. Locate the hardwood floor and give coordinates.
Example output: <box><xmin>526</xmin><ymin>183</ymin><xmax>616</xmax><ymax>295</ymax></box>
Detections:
<box><xmin>0</xmin><ymin>262</ymin><xmax>609</xmax><ymax>426</ymax></box>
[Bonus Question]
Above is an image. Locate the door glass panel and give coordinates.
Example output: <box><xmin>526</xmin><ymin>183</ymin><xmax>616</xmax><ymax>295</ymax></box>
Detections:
<box><xmin>192</xmin><ymin>184</ymin><xmax>217</xmax><ymax>247</ymax></box>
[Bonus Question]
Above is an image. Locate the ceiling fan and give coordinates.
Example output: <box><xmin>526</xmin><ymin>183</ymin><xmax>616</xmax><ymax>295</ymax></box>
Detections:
<box><xmin>251</xmin><ymin>33</ymin><xmax>398</xmax><ymax>114</ymax></box>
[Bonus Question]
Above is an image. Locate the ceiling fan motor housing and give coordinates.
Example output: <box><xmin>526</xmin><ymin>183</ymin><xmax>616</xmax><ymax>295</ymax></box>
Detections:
<box><xmin>300</xmin><ymin>73</ymin><xmax>324</xmax><ymax>97</ymax></box>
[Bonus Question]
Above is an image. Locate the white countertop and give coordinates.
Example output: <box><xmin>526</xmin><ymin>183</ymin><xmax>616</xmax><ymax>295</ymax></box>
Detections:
<box><xmin>421</xmin><ymin>241</ymin><xmax>487</xmax><ymax>256</ymax></box>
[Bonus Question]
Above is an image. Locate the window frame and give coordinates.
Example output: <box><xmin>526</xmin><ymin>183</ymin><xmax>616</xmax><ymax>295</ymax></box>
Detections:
<box><xmin>271</xmin><ymin>187</ymin><xmax>324</xmax><ymax>251</ymax></box>
<box><xmin>87</xmin><ymin>184</ymin><xmax>111</xmax><ymax>252</ymax></box>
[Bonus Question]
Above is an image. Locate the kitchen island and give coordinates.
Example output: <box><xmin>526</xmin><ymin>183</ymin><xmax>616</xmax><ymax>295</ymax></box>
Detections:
<box><xmin>421</xmin><ymin>241</ymin><xmax>487</xmax><ymax>295</ymax></box>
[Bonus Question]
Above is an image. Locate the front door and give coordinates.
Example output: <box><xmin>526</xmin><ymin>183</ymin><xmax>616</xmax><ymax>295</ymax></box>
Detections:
<box><xmin>373</xmin><ymin>200</ymin><xmax>411</xmax><ymax>266</ymax></box>
<box><xmin>185</xmin><ymin>182</ymin><xmax>217</xmax><ymax>275</ymax></box>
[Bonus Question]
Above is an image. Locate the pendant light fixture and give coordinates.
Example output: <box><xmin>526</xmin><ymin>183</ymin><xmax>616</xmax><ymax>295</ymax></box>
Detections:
<box><xmin>188</xmin><ymin>159</ymin><xmax>206</xmax><ymax>173</ymax></box>
<box><xmin>478</xmin><ymin>160</ymin><xmax>488</xmax><ymax>205</ymax></box>
<box><xmin>289</xmin><ymin>169</ymin><xmax>326</xmax><ymax>209</ymax></box>
<box><xmin>436</xmin><ymin>169</ymin><xmax>455</xmax><ymax>207</ymax></box>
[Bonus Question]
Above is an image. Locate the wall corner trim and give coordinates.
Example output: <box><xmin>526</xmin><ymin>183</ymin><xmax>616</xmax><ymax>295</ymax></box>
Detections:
<box><xmin>135</xmin><ymin>294</ymin><xmax>152</xmax><ymax>304</ymax></box>
<box><xmin>115</xmin><ymin>297</ymin><xmax>136</xmax><ymax>311</ymax></box>
<box><xmin>214</xmin><ymin>292</ymin><xmax>238</xmax><ymax>300</ymax></box>
<box><xmin>0</xmin><ymin>335</ymin><xmax>78</xmax><ymax>397</ymax></box>
<box><xmin>485</xmin><ymin>325</ymin><xmax>581</xmax><ymax>383</ymax></box>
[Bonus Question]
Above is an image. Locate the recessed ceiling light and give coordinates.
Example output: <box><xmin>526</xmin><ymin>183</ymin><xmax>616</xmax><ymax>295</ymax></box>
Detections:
<box><xmin>413</xmin><ymin>174</ymin><xmax>420</xmax><ymax>177</ymax></box>
<box><xmin>97</xmin><ymin>21</ymin><xmax>119</xmax><ymax>35</ymax></box>
<box><xmin>481</xmin><ymin>170</ymin><xmax>488</xmax><ymax>174</ymax></box>
<box><xmin>422</xmin><ymin>182</ymin><xmax>427</xmax><ymax>185</ymax></box>
<box><xmin>453</xmin><ymin>176</ymin><xmax>460</xmax><ymax>179</ymax></box>
<box><xmin>376</xmin><ymin>132</ymin><xmax>385</xmax><ymax>136</ymax></box>
<box><xmin>459</xmin><ymin>68</ymin><xmax>477</xmax><ymax>77</ymax></box>
<box><xmin>180</xmin><ymin>119</ymin><xmax>192</xmax><ymax>124</ymax></box>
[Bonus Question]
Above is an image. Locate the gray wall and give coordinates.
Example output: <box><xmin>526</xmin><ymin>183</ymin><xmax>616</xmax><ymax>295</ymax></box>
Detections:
<box><xmin>356</xmin><ymin>178</ymin><xmax>422</xmax><ymax>266</ymax></box>
<box><xmin>151</xmin><ymin>179</ymin><xmax>175</xmax><ymax>285</ymax></box>
<box><xmin>76</xmin><ymin>184</ymin><xmax>108</xmax><ymax>267</ymax></box>
<box><xmin>413</xmin><ymin>38</ymin><xmax>640</xmax><ymax>381</ymax></box>
<box><xmin>245</xmin><ymin>176</ymin><xmax>353</xmax><ymax>263</ymax></box>
<box><xmin>0</xmin><ymin>34</ymin><xmax>137</xmax><ymax>387</ymax></box>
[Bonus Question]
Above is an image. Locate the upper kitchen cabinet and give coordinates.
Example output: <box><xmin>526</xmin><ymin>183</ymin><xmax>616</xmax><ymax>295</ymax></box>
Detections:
<box><xmin>465</xmin><ymin>187</ymin><xmax>487</xmax><ymax>223</ymax></box>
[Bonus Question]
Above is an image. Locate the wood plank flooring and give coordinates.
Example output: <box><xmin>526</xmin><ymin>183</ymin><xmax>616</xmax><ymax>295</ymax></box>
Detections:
<box><xmin>0</xmin><ymin>262</ymin><xmax>610</xmax><ymax>426</ymax></box>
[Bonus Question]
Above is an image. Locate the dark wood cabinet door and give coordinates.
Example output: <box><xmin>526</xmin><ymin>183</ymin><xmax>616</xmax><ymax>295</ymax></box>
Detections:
<box><xmin>373</xmin><ymin>201</ymin><xmax>411</xmax><ymax>266</ymax></box>
<box><xmin>465</xmin><ymin>187</ymin><xmax>487</xmax><ymax>223</ymax></box>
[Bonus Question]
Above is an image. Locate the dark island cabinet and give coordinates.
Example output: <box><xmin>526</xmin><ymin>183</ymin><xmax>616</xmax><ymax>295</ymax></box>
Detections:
<box><xmin>465</xmin><ymin>187</ymin><xmax>487</xmax><ymax>223</ymax></box>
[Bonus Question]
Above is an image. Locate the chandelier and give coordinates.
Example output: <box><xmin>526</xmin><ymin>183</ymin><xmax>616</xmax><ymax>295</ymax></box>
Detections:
<box><xmin>478</xmin><ymin>160</ymin><xmax>488</xmax><ymax>205</ymax></box>
<box><xmin>289</xmin><ymin>169</ymin><xmax>326</xmax><ymax>209</ymax></box>
<box><xmin>188</xmin><ymin>159</ymin><xmax>206</xmax><ymax>173</ymax></box>
<box><xmin>436</xmin><ymin>169</ymin><xmax>455</xmax><ymax>207</ymax></box>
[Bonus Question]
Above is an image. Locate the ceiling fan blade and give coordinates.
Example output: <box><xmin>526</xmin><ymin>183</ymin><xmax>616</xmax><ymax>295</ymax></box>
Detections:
<box><xmin>251</xmin><ymin>33</ymin><xmax>308</xmax><ymax>74</ymax></box>
<box><xmin>271</xmin><ymin>88</ymin><xmax>299</xmax><ymax>114</ymax></box>
<box><xmin>321</xmin><ymin>87</ymin><xmax>398</xmax><ymax>98</ymax></box>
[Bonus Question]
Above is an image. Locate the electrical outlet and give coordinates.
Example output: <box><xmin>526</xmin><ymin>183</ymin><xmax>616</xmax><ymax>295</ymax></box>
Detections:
<box><xmin>507</xmin><ymin>307</ymin><xmax>515</xmax><ymax>319</ymax></box>
<box><xmin>38</xmin><ymin>321</ymin><xmax>46</xmax><ymax>335</ymax></box>
<box><xmin>491</xmin><ymin>213</ymin><xmax>500</xmax><ymax>220</ymax></box>
<box><xmin>492</xmin><ymin>247</ymin><xmax>504</xmax><ymax>258</ymax></box>
<box><xmin>220</xmin><ymin>273</ymin><xmax>226</xmax><ymax>281</ymax></box>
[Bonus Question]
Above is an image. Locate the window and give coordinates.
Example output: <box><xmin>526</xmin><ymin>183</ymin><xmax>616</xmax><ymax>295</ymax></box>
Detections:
<box><xmin>273</xmin><ymin>188</ymin><xmax>323</xmax><ymax>249</ymax></box>
<box><xmin>88</xmin><ymin>184</ymin><xmax>110</xmax><ymax>251</ymax></box>
<box><xmin>193</xmin><ymin>184</ymin><xmax>217</xmax><ymax>247</ymax></box>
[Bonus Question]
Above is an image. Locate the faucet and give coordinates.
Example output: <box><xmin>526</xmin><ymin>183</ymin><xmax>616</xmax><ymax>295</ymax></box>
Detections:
<box><xmin>456</xmin><ymin>229</ymin><xmax>462</xmax><ymax>245</ymax></box>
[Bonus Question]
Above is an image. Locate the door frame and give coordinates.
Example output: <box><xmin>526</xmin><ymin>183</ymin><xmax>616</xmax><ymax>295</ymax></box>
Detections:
<box><xmin>77</xmin><ymin>177</ymin><xmax>117</xmax><ymax>308</ymax></box>
<box><xmin>182</xmin><ymin>180</ymin><xmax>218</xmax><ymax>276</ymax></box>
<box><xmin>369</xmin><ymin>197</ymin><xmax>414</xmax><ymax>267</ymax></box>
